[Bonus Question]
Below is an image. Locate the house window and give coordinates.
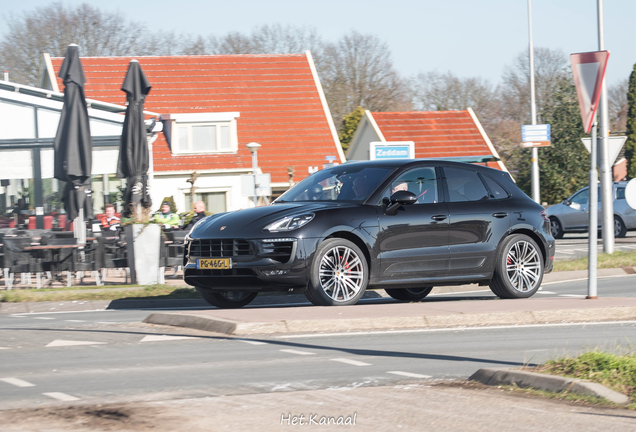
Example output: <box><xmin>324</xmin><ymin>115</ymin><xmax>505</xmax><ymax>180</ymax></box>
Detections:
<box><xmin>185</xmin><ymin>192</ymin><xmax>227</xmax><ymax>214</ymax></box>
<box><xmin>167</xmin><ymin>112</ymin><xmax>240</xmax><ymax>155</ymax></box>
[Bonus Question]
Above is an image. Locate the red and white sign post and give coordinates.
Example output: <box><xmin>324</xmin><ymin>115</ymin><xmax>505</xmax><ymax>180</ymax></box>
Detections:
<box><xmin>570</xmin><ymin>50</ymin><xmax>609</xmax><ymax>299</ymax></box>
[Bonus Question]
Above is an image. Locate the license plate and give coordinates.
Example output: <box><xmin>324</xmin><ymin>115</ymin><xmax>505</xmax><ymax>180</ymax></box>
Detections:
<box><xmin>197</xmin><ymin>258</ymin><xmax>232</xmax><ymax>269</ymax></box>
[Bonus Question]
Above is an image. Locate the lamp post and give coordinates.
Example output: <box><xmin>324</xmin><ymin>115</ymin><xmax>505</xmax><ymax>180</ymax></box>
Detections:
<box><xmin>246</xmin><ymin>142</ymin><xmax>261</xmax><ymax>207</ymax></box>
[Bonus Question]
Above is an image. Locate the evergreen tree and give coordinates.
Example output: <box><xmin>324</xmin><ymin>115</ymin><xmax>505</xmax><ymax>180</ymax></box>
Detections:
<box><xmin>515</xmin><ymin>75</ymin><xmax>588</xmax><ymax>204</ymax></box>
<box><xmin>626</xmin><ymin>64</ymin><xmax>636</xmax><ymax>179</ymax></box>
<box><xmin>338</xmin><ymin>106</ymin><xmax>365</xmax><ymax>152</ymax></box>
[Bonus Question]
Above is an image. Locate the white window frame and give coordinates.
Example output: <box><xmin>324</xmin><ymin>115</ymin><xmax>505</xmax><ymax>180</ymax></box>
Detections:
<box><xmin>167</xmin><ymin>112</ymin><xmax>240</xmax><ymax>155</ymax></box>
<box><xmin>181</xmin><ymin>187</ymin><xmax>231</xmax><ymax>214</ymax></box>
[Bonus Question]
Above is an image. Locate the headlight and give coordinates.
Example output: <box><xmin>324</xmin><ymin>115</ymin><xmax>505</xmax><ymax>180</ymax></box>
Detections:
<box><xmin>264</xmin><ymin>213</ymin><xmax>315</xmax><ymax>232</ymax></box>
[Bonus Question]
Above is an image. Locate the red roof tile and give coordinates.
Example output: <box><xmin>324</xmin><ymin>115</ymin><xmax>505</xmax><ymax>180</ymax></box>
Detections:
<box><xmin>371</xmin><ymin>111</ymin><xmax>504</xmax><ymax>170</ymax></box>
<box><xmin>49</xmin><ymin>54</ymin><xmax>340</xmax><ymax>183</ymax></box>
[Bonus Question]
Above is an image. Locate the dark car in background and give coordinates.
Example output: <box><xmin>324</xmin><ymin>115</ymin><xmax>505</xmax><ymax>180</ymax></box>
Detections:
<box><xmin>547</xmin><ymin>181</ymin><xmax>636</xmax><ymax>239</ymax></box>
<box><xmin>184</xmin><ymin>160</ymin><xmax>555</xmax><ymax>308</ymax></box>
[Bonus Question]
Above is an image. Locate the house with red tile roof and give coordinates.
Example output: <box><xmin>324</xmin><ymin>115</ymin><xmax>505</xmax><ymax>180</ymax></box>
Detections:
<box><xmin>41</xmin><ymin>51</ymin><xmax>344</xmax><ymax>213</ymax></box>
<box><xmin>346</xmin><ymin>109</ymin><xmax>508</xmax><ymax>172</ymax></box>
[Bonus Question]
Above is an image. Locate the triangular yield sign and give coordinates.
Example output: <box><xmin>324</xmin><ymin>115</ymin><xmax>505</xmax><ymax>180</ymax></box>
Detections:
<box><xmin>570</xmin><ymin>51</ymin><xmax>610</xmax><ymax>134</ymax></box>
<box><xmin>140</xmin><ymin>335</ymin><xmax>199</xmax><ymax>342</ymax></box>
<box><xmin>580</xmin><ymin>136</ymin><xmax>627</xmax><ymax>166</ymax></box>
<box><xmin>46</xmin><ymin>340</ymin><xmax>107</xmax><ymax>347</ymax></box>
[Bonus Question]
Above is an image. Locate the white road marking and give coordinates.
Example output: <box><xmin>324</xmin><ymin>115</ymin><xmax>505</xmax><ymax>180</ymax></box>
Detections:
<box><xmin>64</xmin><ymin>320</ymin><xmax>86</xmax><ymax>323</ymax></box>
<box><xmin>46</xmin><ymin>340</ymin><xmax>107</xmax><ymax>347</ymax></box>
<box><xmin>330</xmin><ymin>358</ymin><xmax>371</xmax><ymax>366</ymax></box>
<box><xmin>32</xmin><ymin>317</ymin><xmax>55</xmax><ymax>320</ymax></box>
<box><xmin>1</xmin><ymin>377</ymin><xmax>36</xmax><ymax>387</ymax></box>
<box><xmin>10</xmin><ymin>309</ymin><xmax>114</xmax><ymax>316</ymax></box>
<box><xmin>7</xmin><ymin>316</ymin><xmax>27</xmax><ymax>318</ymax></box>
<box><xmin>559</xmin><ymin>294</ymin><xmax>586</xmax><ymax>298</ymax></box>
<box><xmin>43</xmin><ymin>392</ymin><xmax>79</xmax><ymax>401</ymax></box>
<box><xmin>280</xmin><ymin>349</ymin><xmax>315</xmax><ymax>356</ymax></box>
<box><xmin>387</xmin><ymin>371</ymin><xmax>432</xmax><ymax>378</ymax></box>
<box><xmin>235</xmin><ymin>339</ymin><xmax>268</xmax><ymax>345</ymax></box>
<box><xmin>278</xmin><ymin>320</ymin><xmax>636</xmax><ymax>339</ymax></box>
<box><xmin>0</xmin><ymin>347</ymin><xmax>11</xmax><ymax>350</ymax></box>
<box><xmin>536</xmin><ymin>291</ymin><xmax>557</xmax><ymax>294</ymax></box>
<box><xmin>140</xmin><ymin>335</ymin><xmax>199</xmax><ymax>342</ymax></box>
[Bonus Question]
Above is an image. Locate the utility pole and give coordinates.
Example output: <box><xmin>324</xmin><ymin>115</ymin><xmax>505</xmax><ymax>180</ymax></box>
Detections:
<box><xmin>597</xmin><ymin>0</ymin><xmax>614</xmax><ymax>253</ymax></box>
<box><xmin>528</xmin><ymin>0</ymin><xmax>540</xmax><ymax>203</ymax></box>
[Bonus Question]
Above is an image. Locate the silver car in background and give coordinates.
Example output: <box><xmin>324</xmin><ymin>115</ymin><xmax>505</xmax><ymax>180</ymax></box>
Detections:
<box><xmin>546</xmin><ymin>181</ymin><xmax>636</xmax><ymax>239</ymax></box>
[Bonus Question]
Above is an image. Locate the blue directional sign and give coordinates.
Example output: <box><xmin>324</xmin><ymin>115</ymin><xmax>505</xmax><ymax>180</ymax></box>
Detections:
<box><xmin>370</xmin><ymin>141</ymin><xmax>415</xmax><ymax>160</ymax></box>
<box><xmin>521</xmin><ymin>124</ymin><xmax>551</xmax><ymax>147</ymax></box>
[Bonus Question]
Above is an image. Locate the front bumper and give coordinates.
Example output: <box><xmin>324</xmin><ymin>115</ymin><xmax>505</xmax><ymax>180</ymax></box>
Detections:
<box><xmin>183</xmin><ymin>237</ymin><xmax>313</xmax><ymax>292</ymax></box>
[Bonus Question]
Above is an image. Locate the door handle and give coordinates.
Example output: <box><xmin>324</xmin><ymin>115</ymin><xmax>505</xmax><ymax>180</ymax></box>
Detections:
<box><xmin>492</xmin><ymin>212</ymin><xmax>508</xmax><ymax>218</ymax></box>
<box><xmin>431</xmin><ymin>215</ymin><xmax>447</xmax><ymax>221</ymax></box>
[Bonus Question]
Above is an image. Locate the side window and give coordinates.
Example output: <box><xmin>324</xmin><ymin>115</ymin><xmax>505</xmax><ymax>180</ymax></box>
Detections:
<box><xmin>444</xmin><ymin>167</ymin><xmax>489</xmax><ymax>202</ymax></box>
<box><xmin>617</xmin><ymin>188</ymin><xmax>626</xmax><ymax>200</ymax></box>
<box><xmin>481</xmin><ymin>175</ymin><xmax>509</xmax><ymax>200</ymax></box>
<box><xmin>570</xmin><ymin>189</ymin><xmax>589</xmax><ymax>205</ymax></box>
<box><xmin>383</xmin><ymin>167</ymin><xmax>438</xmax><ymax>204</ymax></box>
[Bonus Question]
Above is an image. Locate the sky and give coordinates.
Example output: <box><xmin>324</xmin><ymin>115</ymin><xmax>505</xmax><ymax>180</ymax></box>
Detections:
<box><xmin>0</xmin><ymin>0</ymin><xmax>634</xmax><ymax>86</ymax></box>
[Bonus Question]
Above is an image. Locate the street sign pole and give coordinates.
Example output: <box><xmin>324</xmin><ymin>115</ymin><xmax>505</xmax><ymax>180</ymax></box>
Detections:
<box><xmin>528</xmin><ymin>0</ymin><xmax>540</xmax><ymax>203</ymax></box>
<box><xmin>588</xmin><ymin>121</ymin><xmax>598</xmax><ymax>299</ymax></box>
<box><xmin>597</xmin><ymin>0</ymin><xmax>614</xmax><ymax>254</ymax></box>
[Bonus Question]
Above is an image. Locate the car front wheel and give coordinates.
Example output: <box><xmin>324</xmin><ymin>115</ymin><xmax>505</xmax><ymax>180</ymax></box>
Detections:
<box><xmin>489</xmin><ymin>234</ymin><xmax>544</xmax><ymax>299</ymax></box>
<box><xmin>385</xmin><ymin>287</ymin><xmax>433</xmax><ymax>302</ymax></box>
<box><xmin>305</xmin><ymin>238</ymin><xmax>368</xmax><ymax>306</ymax></box>
<box><xmin>197</xmin><ymin>288</ymin><xmax>258</xmax><ymax>309</ymax></box>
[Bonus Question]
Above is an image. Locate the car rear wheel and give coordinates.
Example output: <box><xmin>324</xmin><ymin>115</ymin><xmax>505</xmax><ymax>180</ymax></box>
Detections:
<box><xmin>615</xmin><ymin>216</ymin><xmax>627</xmax><ymax>238</ymax></box>
<box><xmin>384</xmin><ymin>287</ymin><xmax>433</xmax><ymax>302</ymax></box>
<box><xmin>197</xmin><ymin>288</ymin><xmax>258</xmax><ymax>309</ymax></box>
<box><xmin>549</xmin><ymin>217</ymin><xmax>564</xmax><ymax>239</ymax></box>
<box><xmin>305</xmin><ymin>238</ymin><xmax>368</xmax><ymax>306</ymax></box>
<box><xmin>489</xmin><ymin>234</ymin><xmax>544</xmax><ymax>299</ymax></box>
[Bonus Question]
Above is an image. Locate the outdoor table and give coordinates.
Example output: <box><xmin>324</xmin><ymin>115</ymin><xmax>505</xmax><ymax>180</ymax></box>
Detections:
<box><xmin>24</xmin><ymin>244</ymin><xmax>82</xmax><ymax>287</ymax></box>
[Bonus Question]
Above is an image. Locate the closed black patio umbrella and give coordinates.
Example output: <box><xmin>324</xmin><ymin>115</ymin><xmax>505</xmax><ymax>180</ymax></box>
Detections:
<box><xmin>116</xmin><ymin>60</ymin><xmax>152</xmax><ymax>219</ymax></box>
<box><xmin>53</xmin><ymin>44</ymin><xmax>93</xmax><ymax>238</ymax></box>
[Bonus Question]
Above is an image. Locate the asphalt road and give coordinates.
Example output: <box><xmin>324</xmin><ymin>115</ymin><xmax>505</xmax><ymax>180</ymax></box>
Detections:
<box><xmin>554</xmin><ymin>231</ymin><xmax>636</xmax><ymax>260</ymax></box>
<box><xmin>1</xmin><ymin>275</ymin><xmax>635</xmax><ymax>412</ymax></box>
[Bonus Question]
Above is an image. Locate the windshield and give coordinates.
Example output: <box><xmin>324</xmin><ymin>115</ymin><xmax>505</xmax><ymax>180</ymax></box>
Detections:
<box><xmin>275</xmin><ymin>165</ymin><xmax>394</xmax><ymax>203</ymax></box>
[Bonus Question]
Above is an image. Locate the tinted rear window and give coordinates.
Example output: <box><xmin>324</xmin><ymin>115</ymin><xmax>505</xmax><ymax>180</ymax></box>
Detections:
<box><xmin>617</xmin><ymin>188</ymin><xmax>625</xmax><ymax>200</ymax></box>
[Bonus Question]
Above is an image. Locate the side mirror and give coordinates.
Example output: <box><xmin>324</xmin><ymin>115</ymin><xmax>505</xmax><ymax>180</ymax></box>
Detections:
<box><xmin>386</xmin><ymin>191</ymin><xmax>417</xmax><ymax>215</ymax></box>
<box><xmin>390</xmin><ymin>190</ymin><xmax>418</xmax><ymax>205</ymax></box>
<box><xmin>562</xmin><ymin>199</ymin><xmax>571</xmax><ymax>206</ymax></box>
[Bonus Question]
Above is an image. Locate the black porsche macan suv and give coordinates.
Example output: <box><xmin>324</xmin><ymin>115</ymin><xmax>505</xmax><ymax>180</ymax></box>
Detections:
<box><xmin>184</xmin><ymin>160</ymin><xmax>555</xmax><ymax>308</ymax></box>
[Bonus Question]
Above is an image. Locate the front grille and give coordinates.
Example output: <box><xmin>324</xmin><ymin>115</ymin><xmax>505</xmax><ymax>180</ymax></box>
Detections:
<box><xmin>186</xmin><ymin>268</ymin><xmax>256</xmax><ymax>277</ymax></box>
<box><xmin>260</xmin><ymin>241</ymin><xmax>294</xmax><ymax>263</ymax></box>
<box><xmin>189</xmin><ymin>239</ymin><xmax>252</xmax><ymax>257</ymax></box>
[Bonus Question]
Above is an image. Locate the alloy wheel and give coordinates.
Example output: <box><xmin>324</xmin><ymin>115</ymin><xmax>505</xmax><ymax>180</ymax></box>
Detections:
<box><xmin>505</xmin><ymin>240</ymin><xmax>542</xmax><ymax>293</ymax></box>
<box><xmin>318</xmin><ymin>245</ymin><xmax>365</xmax><ymax>302</ymax></box>
<box><xmin>550</xmin><ymin>220</ymin><xmax>559</xmax><ymax>237</ymax></box>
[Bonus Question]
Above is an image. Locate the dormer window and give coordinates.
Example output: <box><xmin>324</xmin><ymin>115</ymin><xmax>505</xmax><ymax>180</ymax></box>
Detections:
<box><xmin>165</xmin><ymin>112</ymin><xmax>239</xmax><ymax>154</ymax></box>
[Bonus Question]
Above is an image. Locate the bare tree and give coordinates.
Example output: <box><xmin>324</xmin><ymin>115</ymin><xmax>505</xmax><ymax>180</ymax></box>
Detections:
<box><xmin>0</xmin><ymin>2</ymin><xmax>148</xmax><ymax>86</ymax></box>
<box><xmin>317</xmin><ymin>31</ymin><xmax>411</xmax><ymax>128</ymax></box>
<box><xmin>500</xmin><ymin>47</ymin><xmax>569</xmax><ymax>124</ymax></box>
<box><xmin>410</xmin><ymin>71</ymin><xmax>498</xmax><ymax>119</ymax></box>
<box><xmin>608</xmin><ymin>77</ymin><xmax>628</xmax><ymax>132</ymax></box>
<box><xmin>209</xmin><ymin>24</ymin><xmax>324</xmax><ymax>55</ymax></box>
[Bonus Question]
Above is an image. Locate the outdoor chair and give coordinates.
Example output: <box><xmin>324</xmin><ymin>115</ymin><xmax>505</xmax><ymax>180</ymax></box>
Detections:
<box><xmin>39</xmin><ymin>233</ymin><xmax>77</xmax><ymax>287</ymax></box>
<box><xmin>164</xmin><ymin>231</ymin><xmax>185</xmax><ymax>278</ymax></box>
<box><xmin>100</xmin><ymin>236</ymin><xmax>129</xmax><ymax>283</ymax></box>
<box><xmin>72</xmin><ymin>240</ymin><xmax>104</xmax><ymax>286</ymax></box>
<box><xmin>3</xmin><ymin>236</ymin><xmax>45</xmax><ymax>289</ymax></box>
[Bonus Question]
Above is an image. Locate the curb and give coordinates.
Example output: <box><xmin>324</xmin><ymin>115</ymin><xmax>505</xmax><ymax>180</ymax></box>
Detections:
<box><xmin>469</xmin><ymin>367</ymin><xmax>630</xmax><ymax>405</ymax></box>
<box><xmin>143</xmin><ymin>306</ymin><xmax>636</xmax><ymax>336</ymax></box>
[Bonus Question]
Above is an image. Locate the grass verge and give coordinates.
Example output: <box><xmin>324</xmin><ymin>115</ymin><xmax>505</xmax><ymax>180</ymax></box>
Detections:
<box><xmin>523</xmin><ymin>350</ymin><xmax>636</xmax><ymax>409</ymax></box>
<box><xmin>553</xmin><ymin>250</ymin><xmax>636</xmax><ymax>272</ymax></box>
<box><xmin>0</xmin><ymin>285</ymin><xmax>200</xmax><ymax>303</ymax></box>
